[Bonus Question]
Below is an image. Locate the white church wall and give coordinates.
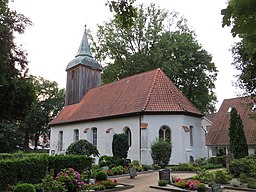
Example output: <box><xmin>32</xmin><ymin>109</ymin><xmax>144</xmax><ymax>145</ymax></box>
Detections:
<box><xmin>50</xmin><ymin>116</ymin><xmax>140</xmax><ymax>162</ymax></box>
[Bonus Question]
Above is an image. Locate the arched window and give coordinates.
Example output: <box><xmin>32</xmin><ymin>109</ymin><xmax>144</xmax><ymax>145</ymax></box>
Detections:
<box><xmin>92</xmin><ymin>127</ymin><xmax>97</xmax><ymax>147</ymax></box>
<box><xmin>74</xmin><ymin>129</ymin><xmax>79</xmax><ymax>142</ymax></box>
<box><xmin>58</xmin><ymin>131</ymin><xmax>63</xmax><ymax>151</ymax></box>
<box><xmin>124</xmin><ymin>127</ymin><xmax>132</xmax><ymax>147</ymax></box>
<box><xmin>159</xmin><ymin>125</ymin><xmax>171</xmax><ymax>142</ymax></box>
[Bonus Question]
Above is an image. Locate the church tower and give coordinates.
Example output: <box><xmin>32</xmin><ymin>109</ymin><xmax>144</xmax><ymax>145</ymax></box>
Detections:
<box><xmin>65</xmin><ymin>25</ymin><xmax>102</xmax><ymax>106</ymax></box>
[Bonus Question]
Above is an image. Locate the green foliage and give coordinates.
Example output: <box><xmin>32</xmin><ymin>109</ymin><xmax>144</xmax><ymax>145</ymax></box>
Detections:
<box><xmin>112</xmin><ymin>133</ymin><xmax>129</xmax><ymax>159</ymax></box>
<box><xmin>197</xmin><ymin>183</ymin><xmax>207</xmax><ymax>192</ymax></box>
<box><xmin>13</xmin><ymin>183</ymin><xmax>36</xmax><ymax>192</ymax></box>
<box><xmin>96</xmin><ymin>171</ymin><xmax>108</xmax><ymax>181</ymax></box>
<box><xmin>247</xmin><ymin>178</ymin><xmax>256</xmax><ymax>189</ymax></box>
<box><xmin>171</xmin><ymin>163</ymin><xmax>194</xmax><ymax>171</ymax></box>
<box><xmin>230</xmin><ymin>178</ymin><xmax>241</xmax><ymax>187</ymax></box>
<box><xmin>152</xmin><ymin>164</ymin><xmax>161</xmax><ymax>170</ymax></box>
<box><xmin>66</xmin><ymin>139</ymin><xmax>100</xmax><ymax>157</ymax></box>
<box><xmin>99</xmin><ymin>155</ymin><xmax>121</xmax><ymax>167</ymax></box>
<box><xmin>229</xmin><ymin>107</ymin><xmax>248</xmax><ymax>159</ymax></box>
<box><xmin>90</xmin><ymin>3</ymin><xmax>218</xmax><ymax>113</ymax></box>
<box><xmin>229</xmin><ymin>156</ymin><xmax>256</xmax><ymax>177</ymax></box>
<box><xmin>208</xmin><ymin>155</ymin><xmax>226</xmax><ymax>167</ymax></box>
<box><xmin>151</xmin><ymin>138</ymin><xmax>172</xmax><ymax>168</ymax></box>
<box><xmin>158</xmin><ymin>180</ymin><xmax>168</xmax><ymax>186</ymax></box>
<box><xmin>106</xmin><ymin>0</ymin><xmax>137</xmax><ymax>29</ymax></box>
<box><xmin>111</xmin><ymin>165</ymin><xmax>125</xmax><ymax>175</ymax></box>
<box><xmin>195</xmin><ymin>168</ymin><xmax>215</xmax><ymax>184</ymax></box>
<box><xmin>48</xmin><ymin>155</ymin><xmax>92</xmax><ymax>176</ymax></box>
<box><xmin>142</xmin><ymin>164</ymin><xmax>151</xmax><ymax>171</ymax></box>
<box><xmin>41</xmin><ymin>173</ymin><xmax>67</xmax><ymax>192</ymax></box>
<box><xmin>214</xmin><ymin>170</ymin><xmax>231</xmax><ymax>184</ymax></box>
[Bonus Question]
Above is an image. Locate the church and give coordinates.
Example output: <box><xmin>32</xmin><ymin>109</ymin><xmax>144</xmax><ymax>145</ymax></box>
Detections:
<box><xmin>49</xmin><ymin>26</ymin><xmax>208</xmax><ymax>165</ymax></box>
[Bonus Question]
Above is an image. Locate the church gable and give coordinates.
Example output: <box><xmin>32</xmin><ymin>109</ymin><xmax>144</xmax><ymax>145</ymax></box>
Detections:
<box><xmin>50</xmin><ymin>69</ymin><xmax>202</xmax><ymax>126</ymax></box>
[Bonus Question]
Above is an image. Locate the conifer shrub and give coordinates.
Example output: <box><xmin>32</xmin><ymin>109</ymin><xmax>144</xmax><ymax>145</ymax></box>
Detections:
<box><xmin>13</xmin><ymin>183</ymin><xmax>36</xmax><ymax>192</ymax></box>
<box><xmin>96</xmin><ymin>171</ymin><xmax>108</xmax><ymax>181</ymax></box>
<box><xmin>151</xmin><ymin>139</ymin><xmax>172</xmax><ymax>168</ymax></box>
<box><xmin>112</xmin><ymin>133</ymin><xmax>129</xmax><ymax>159</ymax></box>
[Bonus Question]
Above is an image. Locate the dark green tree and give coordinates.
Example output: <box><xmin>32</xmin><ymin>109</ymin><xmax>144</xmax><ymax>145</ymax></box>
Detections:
<box><xmin>222</xmin><ymin>0</ymin><xmax>256</xmax><ymax>99</ymax></box>
<box><xmin>90</xmin><ymin>4</ymin><xmax>217</xmax><ymax>113</ymax></box>
<box><xmin>0</xmin><ymin>1</ymin><xmax>34</xmax><ymax>152</ymax></box>
<box><xmin>151</xmin><ymin>138</ymin><xmax>172</xmax><ymax>168</ymax></box>
<box><xmin>20</xmin><ymin>76</ymin><xmax>65</xmax><ymax>149</ymax></box>
<box><xmin>66</xmin><ymin>139</ymin><xmax>100</xmax><ymax>157</ymax></box>
<box><xmin>229</xmin><ymin>107</ymin><xmax>248</xmax><ymax>159</ymax></box>
<box><xmin>112</xmin><ymin>133</ymin><xmax>129</xmax><ymax>159</ymax></box>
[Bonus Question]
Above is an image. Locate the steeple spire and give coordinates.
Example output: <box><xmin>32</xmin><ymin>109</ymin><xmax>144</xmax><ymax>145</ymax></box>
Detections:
<box><xmin>66</xmin><ymin>25</ymin><xmax>102</xmax><ymax>71</ymax></box>
<box><xmin>75</xmin><ymin>25</ymin><xmax>93</xmax><ymax>58</ymax></box>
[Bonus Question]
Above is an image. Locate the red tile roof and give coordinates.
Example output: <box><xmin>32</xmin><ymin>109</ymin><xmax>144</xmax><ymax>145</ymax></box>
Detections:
<box><xmin>49</xmin><ymin>69</ymin><xmax>202</xmax><ymax>126</ymax></box>
<box><xmin>206</xmin><ymin>97</ymin><xmax>256</xmax><ymax>146</ymax></box>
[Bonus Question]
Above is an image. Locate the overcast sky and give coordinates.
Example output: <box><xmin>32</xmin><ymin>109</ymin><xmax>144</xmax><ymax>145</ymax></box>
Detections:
<box><xmin>10</xmin><ymin>0</ymin><xmax>239</xmax><ymax>111</ymax></box>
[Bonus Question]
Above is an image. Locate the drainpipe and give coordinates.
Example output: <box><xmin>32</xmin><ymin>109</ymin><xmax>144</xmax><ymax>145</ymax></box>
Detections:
<box><xmin>139</xmin><ymin>113</ymin><xmax>142</xmax><ymax>163</ymax></box>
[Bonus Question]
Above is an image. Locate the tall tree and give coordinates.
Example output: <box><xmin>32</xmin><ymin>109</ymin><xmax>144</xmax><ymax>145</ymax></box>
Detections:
<box><xmin>222</xmin><ymin>0</ymin><xmax>256</xmax><ymax>99</ymax></box>
<box><xmin>20</xmin><ymin>77</ymin><xmax>65</xmax><ymax>149</ymax></box>
<box><xmin>0</xmin><ymin>0</ymin><xmax>34</xmax><ymax>152</ymax></box>
<box><xmin>90</xmin><ymin>4</ymin><xmax>218</xmax><ymax>113</ymax></box>
<box><xmin>229</xmin><ymin>107</ymin><xmax>248</xmax><ymax>159</ymax></box>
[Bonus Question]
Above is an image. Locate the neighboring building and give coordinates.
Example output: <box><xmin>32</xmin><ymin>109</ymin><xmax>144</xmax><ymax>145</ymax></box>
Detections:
<box><xmin>49</xmin><ymin>26</ymin><xmax>208</xmax><ymax>165</ymax></box>
<box><xmin>206</xmin><ymin>97</ymin><xmax>256</xmax><ymax>157</ymax></box>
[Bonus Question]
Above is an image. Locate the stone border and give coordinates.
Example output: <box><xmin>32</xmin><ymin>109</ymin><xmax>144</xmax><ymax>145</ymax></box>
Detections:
<box><xmin>100</xmin><ymin>183</ymin><xmax>134</xmax><ymax>192</ymax></box>
<box><xmin>224</xmin><ymin>185</ymin><xmax>256</xmax><ymax>192</ymax></box>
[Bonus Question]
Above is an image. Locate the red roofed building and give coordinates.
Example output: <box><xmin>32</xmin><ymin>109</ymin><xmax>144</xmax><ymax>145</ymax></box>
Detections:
<box><xmin>49</xmin><ymin>26</ymin><xmax>208</xmax><ymax>164</ymax></box>
<box><xmin>206</xmin><ymin>97</ymin><xmax>256</xmax><ymax>157</ymax></box>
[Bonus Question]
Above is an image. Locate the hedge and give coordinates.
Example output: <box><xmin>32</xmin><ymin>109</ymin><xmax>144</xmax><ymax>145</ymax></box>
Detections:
<box><xmin>208</xmin><ymin>155</ymin><xmax>226</xmax><ymax>166</ymax></box>
<box><xmin>0</xmin><ymin>155</ymin><xmax>92</xmax><ymax>190</ymax></box>
<box><xmin>229</xmin><ymin>156</ymin><xmax>256</xmax><ymax>177</ymax></box>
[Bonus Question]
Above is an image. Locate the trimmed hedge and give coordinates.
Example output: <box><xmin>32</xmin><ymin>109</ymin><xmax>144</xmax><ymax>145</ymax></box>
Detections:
<box><xmin>208</xmin><ymin>155</ymin><xmax>226</xmax><ymax>166</ymax></box>
<box><xmin>229</xmin><ymin>156</ymin><xmax>256</xmax><ymax>177</ymax></box>
<box><xmin>0</xmin><ymin>155</ymin><xmax>92</xmax><ymax>190</ymax></box>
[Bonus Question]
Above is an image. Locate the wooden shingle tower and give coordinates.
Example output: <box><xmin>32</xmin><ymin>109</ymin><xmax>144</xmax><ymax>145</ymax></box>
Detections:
<box><xmin>65</xmin><ymin>25</ymin><xmax>102</xmax><ymax>106</ymax></box>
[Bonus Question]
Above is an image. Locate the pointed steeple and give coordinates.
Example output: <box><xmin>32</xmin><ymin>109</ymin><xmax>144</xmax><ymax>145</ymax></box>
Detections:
<box><xmin>66</xmin><ymin>25</ymin><xmax>102</xmax><ymax>71</ymax></box>
<box><xmin>75</xmin><ymin>25</ymin><xmax>93</xmax><ymax>58</ymax></box>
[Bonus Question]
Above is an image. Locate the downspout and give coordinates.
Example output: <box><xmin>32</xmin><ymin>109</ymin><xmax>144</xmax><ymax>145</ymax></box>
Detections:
<box><xmin>139</xmin><ymin>113</ymin><xmax>142</xmax><ymax>163</ymax></box>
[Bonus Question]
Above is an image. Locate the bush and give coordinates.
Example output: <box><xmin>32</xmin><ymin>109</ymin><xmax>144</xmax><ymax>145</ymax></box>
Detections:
<box><xmin>152</xmin><ymin>164</ymin><xmax>161</xmax><ymax>170</ymax></box>
<box><xmin>112</xmin><ymin>133</ymin><xmax>129</xmax><ymax>159</ymax></box>
<box><xmin>99</xmin><ymin>155</ymin><xmax>120</xmax><ymax>167</ymax></box>
<box><xmin>229</xmin><ymin>156</ymin><xmax>256</xmax><ymax>177</ymax></box>
<box><xmin>48</xmin><ymin>155</ymin><xmax>92</xmax><ymax>176</ymax></box>
<box><xmin>142</xmin><ymin>164</ymin><xmax>151</xmax><ymax>171</ymax></box>
<box><xmin>13</xmin><ymin>183</ymin><xmax>36</xmax><ymax>192</ymax></box>
<box><xmin>96</xmin><ymin>171</ymin><xmax>108</xmax><ymax>181</ymax></box>
<box><xmin>214</xmin><ymin>170</ymin><xmax>231</xmax><ymax>184</ymax></box>
<box><xmin>197</xmin><ymin>183</ymin><xmax>207</xmax><ymax>192</ymax></box>
<box><xmin>66</xmin><ymin>139</ymin><xmax>99</xmax><ymax>157</ymax></box>
<box><xmin>41</xmin><ymin>172</ymin><xmax>67</xmax><ymax>192</ymax></box>
<box><xmin>230</xmin><ymin>178</ymin><xmax>241</xmax><ymax>187</ymax></box>
<box><xmin>247</xmin><ymin>178</ymin><xmax>256</xmax><ymax>189</ymax></box>
<box><xmin>208</xmin><ymin>155</ymin><xmax>226</xmax><ymax>166</ymax></box>
<box><xmin>151</xmin><ymin>139</ymin><xmax>172</xmax><ymax>168</ymax></box>
<box><xmin>111</xmin><ymin>165</ymin><xmax>125</xmax><ymax>175</ymax></box>
<box><xmin>158</xmin><ymin>180</ymin><xmax>168</xmax><ymax>186</ymax></box>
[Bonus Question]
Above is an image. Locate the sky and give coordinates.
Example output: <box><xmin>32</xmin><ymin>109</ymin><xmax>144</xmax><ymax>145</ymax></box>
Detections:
<box><xmin>10</xmin><ymin>0</ymin><xmax>240</xmax><ymax>111</ymax></box>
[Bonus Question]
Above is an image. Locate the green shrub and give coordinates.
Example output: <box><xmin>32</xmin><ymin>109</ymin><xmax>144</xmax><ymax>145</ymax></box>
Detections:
<box><xmin>151</xmin><ymin>139</ymin><xmax>172</xmax><ymax>168</ymax></box>
<box><xmin>66</xmin><ymin>139</ymin><xmax>99</xmax><ymax>157</ymax></box>
<box><xmin>158</xmin><ymin>180</ymin><xmax>168</xmax><ymax>186</ymax></box>
<box><xmin>111</xmin><ymin>165</ymin><xmax>125</xmax><ymax>175</ymax></box>
<box><xmin>48</xmin><ymin>155</ymin><xmax>92</xmax><ymax>176</ymax></box>
<box><xmin>197</xmin><ymin>183</ymin><xmax>207</xmax><ymax>192</ymax></box>
<box><xmin>100</xmin><ymin>180</ymin><xmax>117</xmax><ymax>189</ymax></box>
<box><xmin>13</xmin><ymin>183</ymin><xmax>36</xmax><ymax>192</ymax></box>
<box><xmin>173</xmin><ymin>180</ymin><xmax>188</xmax><ymax>188</ymax></box>
<box><xmin>131</xmin><ymin>160</ymin><xmax>140</xmax><ymax>167</ymax></box>
<box><xmin>230</xmin><ymin>178</ymin><xmax>241</xmax><ymax>187</ymax></box>
<box><xmin>195</xmin><ymin>168</ymin><xmax>215</xmax><ymax>183</ymax></box>
<box><xmin>229</xmin><ymin>156</ymin><xmax>256</xmax><ymax>177</ymax></box>
<box><xmin>152</xmin><ymin>164</ymin><xmax>161</xmax><ymax>170</ymax></box>
<box><xmin>208</xmin><ymin>156</ymin><xmax>226</xmax><ymax>166</ymax></box>
<box><xmin>112</xmin><ymin>133</ymin><xmax>129</xmax><ymax>159</ymax></box>
<box><xmin>96</xmin><ymin>171</ymin><xmax>108</xmax><ymax>181</ymax></box>
<box><xmin>239</xmin><ymin>172</ymin><xmax>247</xmax><ymax>183</ymax></box>
<box><xmin>142</xmin><ymin>164</ymin><xmax>151</xmax><ymax>171</ymax></box>
<box><xmin>99</xmin><ymin>155</ymin><xmax>120</xmax><ymax>167</ymax></box>
<box><xmin>247</xmin><ymin>178</ymin><xmax>256</xmax><ymax>189</ymax></box>
<box><xmin>171</xmin><ymin>163</ymin><xmax>194</xmax><ymax>171</ymax></box>
<box><xmin>41</xmin><ymin>173</ymin><xmax>67</xmax><ymax>192</ymax></box>
<box><xmin>214</xmin><ymin>170</ymin><xmax>231</xmax><ymax>184</ymax></box>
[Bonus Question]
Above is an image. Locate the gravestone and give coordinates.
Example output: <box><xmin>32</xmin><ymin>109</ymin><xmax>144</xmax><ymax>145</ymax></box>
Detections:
<box><xmin>129</xmin><ymin>167</ymin><xmax>137</xmax><ymax>179</ymax></box>
<box><xmin>211</xmin><ymin>184</ymin><xmax>222</xmax><ymax>192</ymax></box>
<box><xmin>159</xmin><ymin>169</ymin><xmax>171</xmax><ymax>184</ymax></box>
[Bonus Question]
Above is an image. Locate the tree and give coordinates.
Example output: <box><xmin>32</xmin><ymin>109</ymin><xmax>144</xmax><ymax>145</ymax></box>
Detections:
<box><xmin>151</xmin><ymin>138</ymin><xmax>172</xmax><ymax>168</ymax></box>
<box><xmin>112</xmin><ymin>133</ymin><xmax>129</xmax><ymax>159</ymax></box>
<box><xmin>66</xmin><ymin>139</ymin><xmax>100</xmax><ymax>157</ymax></box>
<box><xmin>222</xmin><ymin>0</ymin><xmax>256</xmax><ymax>99</ymax></box>
<box><xmin>90</xmin><ymin>4</ymin><xmax>218</xmax><ymax>113</ymax></box>
<box><xmin>0</xmin><ymin>1</ymin><xmax>34</xmax><ymax>152</ymax></box>
<box><xmin>20</xmin><ymin>76</ymin><xmax>65</xmax><ymax>149</ymax></box>
<box><xmin>229</xmin><ymin>107</ymin><xmax>248</xmax><ymax>159</ymax></box>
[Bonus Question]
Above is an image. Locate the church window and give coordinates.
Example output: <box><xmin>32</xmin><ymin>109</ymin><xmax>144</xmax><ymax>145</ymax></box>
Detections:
<box><xmin>159</xmin><ymin>125</ymin><xmax>171</xmax><ymax>142</ymax></box>
<box><xmin>124</xmin><ymin>127</ymin><xmax>132</xmax><ymax>147</ymax></box>
<box><xmin>190</xmin><ymin>126</ymin><xmax>193</xmax><ymax>146</ymax></box>
<box><xmin>92</xmin><ymin>128</ymin><xmax>97</xmax><ymax>147</ymax></box>
<box><xmin>58</xmin><ymin>131</ymin><xmax>63</xmax><ymax>151</ymax></box>
<box><xmin>74</xmin><ymin>129</ymin><xmax>79</xmax><ymax>142</ymax></box>
<box><xmin>71</xmin><ymin>70</ymin><xmax>75</xmax><ymax>78</ymax></box>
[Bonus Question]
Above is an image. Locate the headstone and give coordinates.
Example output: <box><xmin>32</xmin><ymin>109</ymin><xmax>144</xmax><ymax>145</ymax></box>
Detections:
<box><xmin>129</xmin><ymin>167</ymin><xmax>137</xmax><ymax>179</ymax></box>
<box><xmin>159</xmin><ymin>169</ymin><xmax>171</xmax><ymax>184</ymax></box>
<box><xmin>211</xmin><ymin>184</ymin><xmax>222</xmax><ymax>192</ymax></box>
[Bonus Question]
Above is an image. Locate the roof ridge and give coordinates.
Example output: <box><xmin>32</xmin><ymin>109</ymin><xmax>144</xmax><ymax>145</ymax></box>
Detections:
<box><xmin>142</xmin><ymin>69</ymin><xmax>160</xmax><ymax>111</ymax></box>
